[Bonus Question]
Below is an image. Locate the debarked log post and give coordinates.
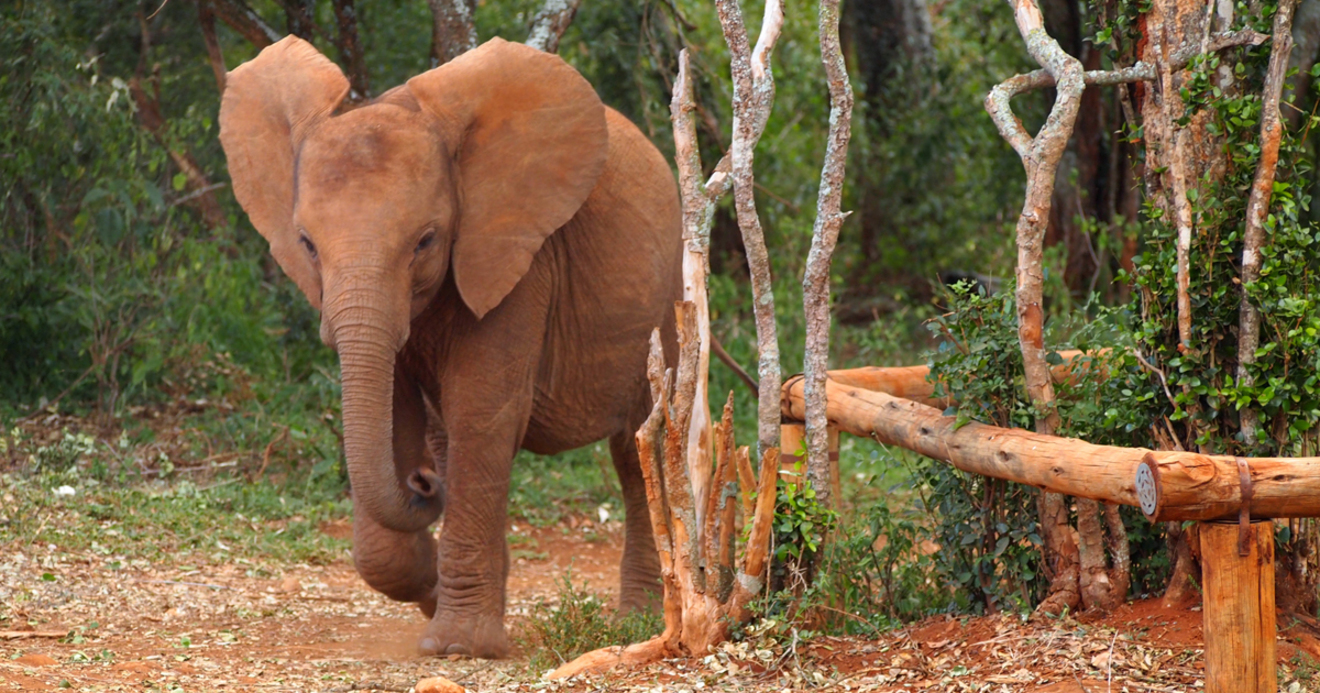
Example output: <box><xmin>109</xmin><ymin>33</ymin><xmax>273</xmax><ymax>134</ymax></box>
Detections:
<box><xmin>781</xmin><ymin>377</ymin><xmax>1145</xmax><ymax>507</ymax></box>
<box><xmin>780</xmin><ymin>372</ymin><xmax>1306</xmax><ymax>690</ymax></box>
<box><xmin>1200</xmin><ymin>520</ymin><xmax>1276</xmax><ymax>693</ymax></box>
<box><xmin>825</xmin><ymin>349</ymin><xmax>1102</xmax><ymax>409</ymax></box>
<box><xmin>1138</xmin><ymin>453</ymin><xmax>1320</xmax><ymax>521</ymax></box>
<box><xmin>779</xmin><ymin>421</ymin><xmax>840</xmax><ymax>508</ymax></box>
<box><xmin>780</xmin><ymin>377</ymin><xmax>1320</xmax><ymax>519</ymax></box>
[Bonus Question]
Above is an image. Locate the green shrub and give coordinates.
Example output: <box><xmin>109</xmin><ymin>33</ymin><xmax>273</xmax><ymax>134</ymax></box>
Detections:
<box><xmin>516</xmin><ymin>576</ymin><xmax>662</xmax><ymax>674</ymax></box>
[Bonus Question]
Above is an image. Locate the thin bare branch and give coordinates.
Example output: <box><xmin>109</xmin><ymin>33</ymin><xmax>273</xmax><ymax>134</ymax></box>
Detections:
<box><xmin>985</xmin><ymin>30</ymin><xmax>1268</xmax><ymax>158</ymax></box>
<box><xmin>715</xmin><ymin>0</ymin><xmax>784</xmax><ymax>459</ymax></box>
<box><xmin>526</xmin><ymin>0</ymin><xmax>583</xmax><ymax>53</ymax></box>
<box><xmin>670</xmin><ymin>50</ymin><xmax>717</xmax><ymax>527</ymax></box>
<box><xmin>331</xmin><ymin>0</ymin><xmax>370</xmax><ymax>101</ymax></box>
<box><xmin>197</xmin><ymin>0</ymin><xmax>227</xmax><ymax>92</ymax></box>
<box><xmin>428</xmin><ymin>0</ymin><xmax>477</xmax><ymax>67</ymax></box>
<box><xmin>131</xmin><ymin>13</ymin><xmax>224</xmax><ymax>229</ymax></box>
<box><xmin>208</xmin><ymin>0</ymin><xmax>281</xmax><ymax>48</ymax></box>
<box><xmin>1239</xmin><ymin>0</ymin><xmax>1297</xmax><ymax>445</ymax></box>
<box><xmin>801</xmin><ymin>0</ymin><xmax>853</xmax><ymax>506</ymax></box>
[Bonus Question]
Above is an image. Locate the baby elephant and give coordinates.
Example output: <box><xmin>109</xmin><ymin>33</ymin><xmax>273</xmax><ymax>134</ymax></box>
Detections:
<box><xmin>219</xmin><ymin>36</ymin><xmax>680</xmax><ymax>657</ymax></box>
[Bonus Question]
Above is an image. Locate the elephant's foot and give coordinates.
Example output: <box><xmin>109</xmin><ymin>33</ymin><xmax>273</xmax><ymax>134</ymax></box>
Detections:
<box><xmin>418</xmin><ymin>611</ymin><xmax>509</xmax><ymax>658</ymax></box>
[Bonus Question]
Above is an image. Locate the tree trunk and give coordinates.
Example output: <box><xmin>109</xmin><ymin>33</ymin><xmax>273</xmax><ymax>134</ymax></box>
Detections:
<box><xmin>427</xmin><ymin>0</ymin><xmax>477</xmax><ymax>67</ymax></box>
<box><xmin>285</xmin><ymin>0</ymin><xmax>316</xmax><ymax>41</ymax></box>
<box><xmin>331</xmin><ymin>0</ymin><xmax>370</xmax><ymax>102</ymax></box>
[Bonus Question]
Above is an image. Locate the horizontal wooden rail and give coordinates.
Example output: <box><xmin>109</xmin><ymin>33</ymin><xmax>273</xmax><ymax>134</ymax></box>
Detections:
<box><xmin>826</xmin><ymin>349</ymin><xmax>1099</xmax><ymax>409</ymax></box>
<box><xmin>781</xmin><ymin>376</ymin><xmax>1320</xmax><ymax>522</ymax></box>
<box><xmin>1138</xmin><ymin>452</ymin><xmax>1320</xmax><ymax>521</ymax></box>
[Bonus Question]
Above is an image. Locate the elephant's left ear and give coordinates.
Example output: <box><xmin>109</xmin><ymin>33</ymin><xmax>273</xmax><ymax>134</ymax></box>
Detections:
<box><xmin>219</xmin><ymin>36</ymin><xmax>350</xmax><ymax>310</ymax></box>
<box><xmin>407</xmin><ymin>38</ymin><xmax>608</xmax><ymax>319</ymax></box>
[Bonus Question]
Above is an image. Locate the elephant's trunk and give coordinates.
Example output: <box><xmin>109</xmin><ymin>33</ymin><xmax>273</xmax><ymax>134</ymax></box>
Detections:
<box><xmin>329</xmin><ymin>276</ymin><xmax>443</xmax><ymax>534</ymax></box>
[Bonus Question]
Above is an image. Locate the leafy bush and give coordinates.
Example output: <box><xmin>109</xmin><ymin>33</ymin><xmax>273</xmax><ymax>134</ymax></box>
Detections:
<box><xmin>516</xmin><ymin>576</ymin><xmax>662</xmax><ymax>674</ymax></box>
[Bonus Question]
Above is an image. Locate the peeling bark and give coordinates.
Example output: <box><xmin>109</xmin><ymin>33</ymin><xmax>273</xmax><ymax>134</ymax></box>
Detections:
<box><xmin>671</xmin><ymin>51</ymin><xmax>717</xmax><ymax>527</ymax></box>
<box><xmin>1077</xmin><ymin>497</ymin><xmax>1123</xmax><ymax>610</ymax></box>
<box><xmin>985</xmin><ymin>0</ymin><xmax>1085</xmax><ymax>617</ymax></box>
<box><xmin>802</xmin><ymin>0</ymin><xmax>853</xmax><ymax>507</ymax></box>
<box><xmin>525</xmin><ymin>0</ymin><xmax>582</xmax><ymax>54</ymax></box>
<box><xmin>715</xmin><ymin>0</ymin><xmax>783</xmax><ymax>459</ymax></box>
<box><xmin>1238</xmin><ymin>0</ymin><xmax>1297</xmax><ymax>446</ymax></box>
<box><xmin>427</xmin><ymin>0</ymin><xmax>477</xmax><ymax>67</ymax></box>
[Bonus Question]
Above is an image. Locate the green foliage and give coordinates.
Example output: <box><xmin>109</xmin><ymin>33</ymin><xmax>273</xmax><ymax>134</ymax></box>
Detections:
<box><xmin>926</xmin><ymin>282</ymin><xmax>1036</xmax><ymax>431</ymax></box>
<box><xmin>911</xmin><ymin>462</ymin><xmax>1045</xmax><ymax>614</ymax></box>
<box><xmin>843</xmin><ymin>0</ymin><xmax>1032</xmax><ymax>295</ymax></box>
<box><xmin>508</xmin><ymin>445</ymin><xmax>621</xmax><ymax>527</ymax></box>
<box><xmin>516</xmin><ymin>576</ymin><xmax>662</xmax><ymax>674</ymax></box>
<box><xmin>0</xmin><ymin>464</ymin><xmax>352</xmax><ymax>566</ymax></box>
<box><xmin>1112</xmin><ymin>1</ymin><xmax>1320</xmax><ymax>458</ymax></box>
<box><xmin>0</xmin><ymin>2</ymin><xmax>334</xmax><ymax>418</ymax></box>
<box><xmin>806</xmin><ymin>500</ymin><xmax>950</xmax><ymax>633</ymax></box>
<box><xmin>772</xmin><ymin>472</ymin><xmax>838</xmax><ymax>569</ymax></box>
<box><xmin>921</xmin><ymin>283</ymin><xmax>1168</xmax><ymax>609</ymax></box>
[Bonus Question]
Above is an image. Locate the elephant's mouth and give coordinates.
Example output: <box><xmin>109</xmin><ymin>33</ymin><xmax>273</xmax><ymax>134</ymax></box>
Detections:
<box><xmin>406</xmin><ymin>467</ymin><xmax>445</xmax><ymax>511</ymax></box>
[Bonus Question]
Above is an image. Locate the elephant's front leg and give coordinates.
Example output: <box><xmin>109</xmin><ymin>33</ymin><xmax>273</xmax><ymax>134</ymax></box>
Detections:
<box><xmin>418</xmin><ymin>362</ymin><xmax>536</xmax><ymax>658</ymax></box>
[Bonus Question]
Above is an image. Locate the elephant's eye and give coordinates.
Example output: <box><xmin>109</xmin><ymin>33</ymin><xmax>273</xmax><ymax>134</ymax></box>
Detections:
<box><xmin>415</xmin><ymin>231</ymin><xmax>436</xmax><ymax>254</ymax></box>
<box><xmin>299</xmin><ymin>234</ymin><xmax>318</xmax><ymax>259</ymax></box>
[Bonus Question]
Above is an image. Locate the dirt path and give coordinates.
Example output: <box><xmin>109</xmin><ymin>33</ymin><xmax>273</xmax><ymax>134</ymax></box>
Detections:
<box><xmin>6</xmin><ymin>515</ymin><xmax>1320</xmax><ymax>692</ymax></box>
<box><xmin>0</xmin><ymin>519</ymin><xmax>622</xmax><ymax>692</ymax></box>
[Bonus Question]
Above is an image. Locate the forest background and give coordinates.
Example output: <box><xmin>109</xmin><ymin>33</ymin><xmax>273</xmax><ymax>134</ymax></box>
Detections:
<box><xmin>4</xmin><ymin>0</ymin><xmax>1320</xmax><ymax>635</ymax></box>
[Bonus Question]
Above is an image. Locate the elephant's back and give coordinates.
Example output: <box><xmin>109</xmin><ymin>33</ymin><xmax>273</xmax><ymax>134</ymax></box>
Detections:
<box><xmin>521</xmin><ymin>108</ymin><xmax>681</xmax><ymax>451</ymax></box>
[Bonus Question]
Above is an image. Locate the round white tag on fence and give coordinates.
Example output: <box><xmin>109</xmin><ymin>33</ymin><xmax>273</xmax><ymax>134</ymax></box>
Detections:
<box><xmin>1135</xmin><ymin>464</ymin><xmax>1158</xmax><ymax>517</ymax></box>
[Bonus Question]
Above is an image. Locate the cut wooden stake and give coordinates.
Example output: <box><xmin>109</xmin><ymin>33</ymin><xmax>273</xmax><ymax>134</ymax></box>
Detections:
<box><xmin>1200</xmin><ymin>521</ymin><xmax>1276</xmax><ymax>693</ymax></box>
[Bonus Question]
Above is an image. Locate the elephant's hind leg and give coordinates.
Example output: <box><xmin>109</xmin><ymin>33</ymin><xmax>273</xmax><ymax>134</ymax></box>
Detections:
<box><xmin>351</xmin><ymin>509</ymin><xmax>439</xmax><ymax>617</ymax></box>
<box><xmin>610</xmin><ymin>428</ymin><xmax>663</xmax><ymax>613</ymax></box>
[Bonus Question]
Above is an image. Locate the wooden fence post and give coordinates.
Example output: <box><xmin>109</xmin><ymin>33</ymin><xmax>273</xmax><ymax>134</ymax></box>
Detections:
<box><xmin>779</xmin><ymin>422</ymin><xmax>840</xmax><ymax>509</ymax></box>
<box><xmin>1199</xmin><ymin>520</ymin><xmax>1276</xmax><ymax>693</ymax></box>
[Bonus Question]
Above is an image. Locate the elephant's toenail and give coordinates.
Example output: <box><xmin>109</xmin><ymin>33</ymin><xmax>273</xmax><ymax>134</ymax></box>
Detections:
<box><xmin>420</xmin><ymin>637</ymin><xmax>438</xmax><ymax>653</ymax></box>
<box><xmin>445</xmin><ymin>643</ymin><xmax>471</xmax><ymax>656</ymax></box>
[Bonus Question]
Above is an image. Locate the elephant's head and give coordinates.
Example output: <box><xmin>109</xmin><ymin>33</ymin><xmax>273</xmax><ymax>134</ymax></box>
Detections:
<box><xmin>219</xmin><ymin>37</ymin><xmax>608</xmax><ymax>532</ymax></box>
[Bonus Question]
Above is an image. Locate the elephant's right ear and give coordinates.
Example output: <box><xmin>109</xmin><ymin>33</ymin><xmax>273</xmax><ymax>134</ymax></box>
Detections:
<box><xmin>219</xmin><ymin>36</ymin><xmax>349</xmax><ymax>309</ymax></box>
